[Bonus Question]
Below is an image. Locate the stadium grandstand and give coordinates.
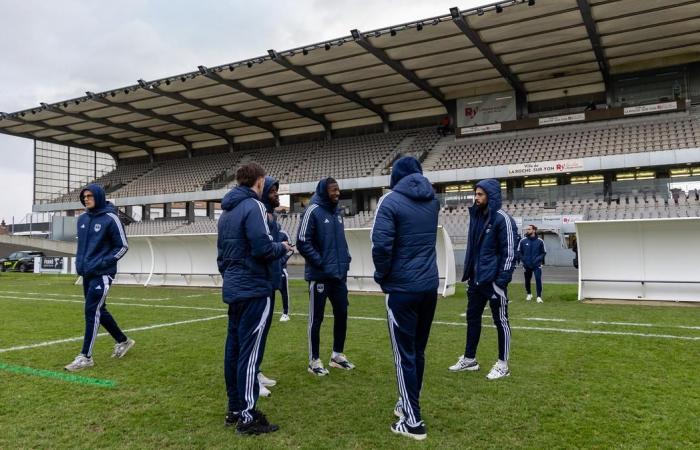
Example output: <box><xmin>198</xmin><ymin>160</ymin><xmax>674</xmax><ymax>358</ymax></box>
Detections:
<box><xmin>2</xmin><ymin>0</ymin><xmax>700</xmax><ymax>267</ymax></box>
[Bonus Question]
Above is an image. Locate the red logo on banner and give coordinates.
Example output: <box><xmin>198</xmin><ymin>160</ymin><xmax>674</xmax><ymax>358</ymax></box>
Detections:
<box><xmin>556</xmin><ymin>163</ymin><xmax>564</xmax><ymax>171</ymax></box>
<box><xmin>464</xmin><ymin>107</ymin><xmax>478</xmax><ymax>119</ymax></box>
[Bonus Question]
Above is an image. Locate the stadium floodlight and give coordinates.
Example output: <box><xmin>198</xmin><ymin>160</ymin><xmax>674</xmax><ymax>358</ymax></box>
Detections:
<box><xmin>477</xmin><ymin>8</ymin><xmax>484</xmax><ymax>15</ymax></box>
<box><xmin>137</xmin><ymin>79</ymin><xmax>149</xmax><ymax>88</ymax></box>
<box><xmin>302</xmin><ymin>48</ymin><xmax>308</xmax><ymax>55</ymax></box>
<box><xmin>324</xmin><ymin>43</ymin><xmax>331</xmax><ymax>50</ymax></box>
<box><xmin>390</xmin><ymin>29</ymin><xmax>397</xmax><ymax>36</ymax></box>
<box><xmin>496</xmin><ymin>4</ymin><xmax>503</xmax><ymax>13</ymax></box>
<box><xmin>247</xmin><ymin>61</ymin><xmax>253</xmax><ymax>68</ymax></box>
<box><xmin>267</xmin><ymin>49</ymin><xmax>278</xmax><ymax>59</ymax></box>
<box><xmin>416</xmin><ymin>22</ymin><xmax>423</xmax><ymax>31</ymax></box>
<box><xmin>449</xmin><ymin>7</ymin><xmax>460</xmax><ymax>19</ymax></box>
<box><xmin>197</xmin><ymin>65</ymin><xmax>208</xmax><ymax>75</ymax></box>
<box><xmin>431</xmin><ymin>18</ymin><xmax>439</xmax><ymax>25</ymax></box>
<box><xmin>351</xmin><ymin>29</ymin><xmax>361</xmax><ymax>40</ymax></box>
<box><xmin>228</xmin><ymin>65</ymin><xmax>235</xmax><ymax>71</ymax></box>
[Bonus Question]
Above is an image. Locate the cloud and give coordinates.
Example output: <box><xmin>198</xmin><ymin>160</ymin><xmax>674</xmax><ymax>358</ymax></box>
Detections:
<box><xmin>0</xmin><ymin>0</ymin><xmax>487</xmax><ymax>220</ymax></box>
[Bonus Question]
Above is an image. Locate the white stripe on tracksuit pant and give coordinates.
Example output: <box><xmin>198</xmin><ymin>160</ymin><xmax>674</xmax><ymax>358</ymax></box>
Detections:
<box><xmin>385</xmin><ymin>291</ymin><xmax>438</xmax><ymax>428</ymax></box>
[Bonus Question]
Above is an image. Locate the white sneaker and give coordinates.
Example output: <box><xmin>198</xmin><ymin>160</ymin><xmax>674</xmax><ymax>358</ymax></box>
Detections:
<box><xmin>279</xmin><ymin>314</ymin><xmax>290</xmax><ymax>322</ymax></box>
<box><xmin>526</xmin><ymin>294</ymin><xmax>532</xmax><ymax>301</ymax></box>
<box><xmin>329</xmin><ymin>353</ymin><xmax>355</xmax><ymax>370</ymax></box>
<box><xmin>64</xmin><ymin>354</ymin><xmax>94</xmax><ymax>372</ymax></box>
<box><xmin>536</xmin><ymin>297</ymin><xmax>543</xmax><ymax>303</ymax></box>
<box><xmin>486</xmin><ymin>362</ymin><xmax>510</xmax><ymax>380</ymax></box>
<box><xmin>459</xmin><ymin>312</ymin><xmax>466</xmax><ymax>317</ymax></box>
<box><xmin>448</xmin><ymin>355</ymin><xmax>479</xmax><ymax>372</ymax></box>
<box><xmin>259</xmin><ymin>383</ymin><xmax>271</xmax><ymax>397</ymax></box>
<box><xmin>112</xmin><ymin>338</ymin><xmax>135</xmax><ymax>358</ymax></box>
<box><xmin>308</xmin><ymin>358</ymin><xmax>329</xmax><ymax>376</ymax></box>
<box><xmin>257</xmin><ymin>372</ymin><xmax>277</xmax><ymax>387</ymax></box>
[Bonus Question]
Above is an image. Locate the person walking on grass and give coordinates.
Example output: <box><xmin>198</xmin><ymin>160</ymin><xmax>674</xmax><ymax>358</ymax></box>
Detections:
<box><xmin>64</xmin><ymin>184</ymin><xmax>134</xmax><ymax>372</ymax></box>
<box><xmin>518</xmin><ymin>224</ymin><xmax>546</xmax><ymax>303</ymax></box>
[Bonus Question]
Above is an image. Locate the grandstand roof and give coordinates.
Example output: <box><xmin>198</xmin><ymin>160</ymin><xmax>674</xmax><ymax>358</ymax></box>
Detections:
<box><xmin>1</xmin><ymin>0</ymin><xmax>699</xmax><ymax>160</ymax></box>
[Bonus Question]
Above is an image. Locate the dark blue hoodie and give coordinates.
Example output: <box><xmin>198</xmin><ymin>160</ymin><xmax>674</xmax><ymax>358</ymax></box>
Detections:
<box><xmin>296</xmin><ymin>178</ymin><xmax>351</xmax><ymax>281</ymax></box>
<box><xmin>518</xmin><ymin>233</ymin><xmax>546</xmax><ymax>269</ymax></box>
<box><xmin>76</xmin><ymin>183</ymin><xmax>128</xmax><ymax>278</ymax></box>
<box><xmin>261</xmin><ymin>176</ymin><xmax>287</xmax><ymax>289</ymax></box>
<box><xmin>371</xmin><ymin>156</ymin><xmax>440</xmax><ymax>293</ymax></box>
<box><xmin>217</xmin><ymin>184</ymin><xmax>287</xmax><ymax>303</ymax></box>
<box><xmin>462</xmin><ymin>179</ymin><xmax>519</xmax><ymax>289</ymax></box>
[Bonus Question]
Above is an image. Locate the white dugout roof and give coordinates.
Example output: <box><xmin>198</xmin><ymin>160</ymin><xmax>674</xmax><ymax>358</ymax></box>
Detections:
<box><xmin>1</xmin><ymin>0</ymin><xmax>700</xmax><ymax>160</ymax></box>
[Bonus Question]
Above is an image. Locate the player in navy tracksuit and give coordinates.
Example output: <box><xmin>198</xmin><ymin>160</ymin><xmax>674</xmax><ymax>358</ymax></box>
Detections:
<box><xmin>449</xmin><ymin>179</ymin><xmax>518</xmax><ymax>380</ymax></box>
<box><xmin>371</xmin><ymin>156</ymin><xmax>439</xmax><ymax>441</ymax></box>
<box><xmin>218</xmin><ymin>163</ymin><xmax>292</xmax><ymax>435</ymax></box>
<box><xmin>518</xmin><ymin>224</ymin><xmax>547</xmax><ymax>303</ymax></box>
<box><xmin>64</xmin><ymin>183</ymin><xmax>134</xmax><ymax>372</ymax></box>
<box><xmin>278</xmin><ymin>229</ymin><xmax>292</xmax><ymax>321</ymax></box>
<box><xmin>255</xmin><ymin>176</ymin><xmax>294</xmax><ymax>397</ymax></box>
<box><xmin>296</xmin><ymin>177</ymin><xmax>354</xmax><ymax>376</ymax></box>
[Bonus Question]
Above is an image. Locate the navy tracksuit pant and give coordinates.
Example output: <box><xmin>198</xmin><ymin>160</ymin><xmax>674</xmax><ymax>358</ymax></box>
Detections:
<box><xmin>278</xmin><ymin>268</ymin><xmax>290</xmax><ymax>315</ymax></box>
<box><xmin>81</xmin><ymin>275</ymin><xmax>127</xmax><ymax>357</ymax></box>
<box><xmin>524</xmin><ymin>267</ymin><xmax>543</xmax><ymax>297</ymax></box>
<box><xmin>386</xmin><ymin>291</ymin><xmax>437</xmax><ymax>427</ymax></box>
<box><xmin>465</xmin><ymin>282</ymin><xmax>511</xmax><ymax>362</ymax></box>
<box><xmin>307</xmin><ymin>279</ymin><xmax>348</xmax><ymax>362</ymax></box>
<box><xmin>224</xmin><ymin>297</ymin><xmax>271</xmax><ymax>422</ymax></box>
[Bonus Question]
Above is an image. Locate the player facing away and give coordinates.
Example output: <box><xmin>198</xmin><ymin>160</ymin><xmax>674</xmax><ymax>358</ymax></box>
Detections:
<box><xmin>518</xmin><ymin>224</ymin><xmax>546</xmax><ymax>303</ymax></box>
<box><xmin>371</xmin><ymin>157</ymin><xmax>440</xmax><ymax>441</ymax></box>
<box><xmin>218</xmin><ymin>163</ymin><xmax>293</xmax><ymax>435</ymax></box>
<box><xmin>65</xmin><ymin>184</ymin><xmax>134</xmax><ymax>372</ymax></box>
<box><xmin>449</xmin><ymin>179</ymin><xmax>518</xmax><ymax>380</ymax></box>
<box><xmin>296</xmin><ymin>177</ymin><xmax>354</xmax><ymax>376</ymax></box>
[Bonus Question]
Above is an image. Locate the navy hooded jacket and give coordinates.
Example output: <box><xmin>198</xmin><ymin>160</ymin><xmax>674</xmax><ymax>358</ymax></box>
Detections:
<box><xmin>296</xmin><ymin>178</ymin><xmax>351</xmax><ymax>282</ymax></box>
<box><xmin>518</xmin><ymin>234</ymin><xmax>546</xmax><ymax>269</ymax></box>
<box><xmin>371</xmin><ymin>157</ymin><xmax>439</xmax><ymax>293</ymax></box>
<box><xmin>462</xmin><ymin>179</ymin><xmax>519</xmax><ymax>289</ymax></box>
<box><xmin>76</xmin><ymin>184</ymin><xmax>129</xmax><ymax>278</ymax></box>
<box><xmin>261</xmin><ymin>176</ymin><xmax>292</xmax><ymax>290</ymax></box>
<box><xmin>217</xmin><ymin>184</ymin><xmax>287</xmax><ymax>303</ymax></box>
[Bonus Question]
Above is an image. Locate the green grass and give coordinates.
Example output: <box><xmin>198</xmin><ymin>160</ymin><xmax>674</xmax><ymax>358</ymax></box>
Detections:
<box><xmin>1</xmin><ymin>272</ymin><xmax>699</xmax><ymax>449</ymax></box>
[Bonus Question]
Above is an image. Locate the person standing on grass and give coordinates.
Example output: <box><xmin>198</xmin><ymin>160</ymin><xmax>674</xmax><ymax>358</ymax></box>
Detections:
<box><xmin>296</xmin><ymin>177</ymin><xmax>354</xmax><ymax>376</ymax></box>
<box><xmin>371</xmin><ymin>156</ymin><xmax>439</xmax><ymax>441</ymax></box>
<box><xmin>449</xmin><ymin>179</ymin><xmax>518</xmax><ymax>380</ymax></box>
<box><xmin>64</xmin><ymin>184</ymin><xmax>134</xmax><ymax>372</ymax></box>
<box><xmin>218</xmin><ymin>163</ymin><xmax>293</xmax><ymax>435</ymax></box>
<box><xmin>518</xmin><ymin>224</ymin><xmax>546</xmax><ymax>303</ymax></box>
<box><xmin>254</xmin><ymin>176</ymin><xmax>294</xmax><ymax>398</ymax></box>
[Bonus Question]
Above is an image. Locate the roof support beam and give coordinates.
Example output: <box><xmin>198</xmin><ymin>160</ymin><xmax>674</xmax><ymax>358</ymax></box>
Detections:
<box><xmin>449</xmin><ymin>7</ymin><xmax>527</xmax><ymax>98</ymax></box>
<box><xmin>576</xmin><ymin>0</ymin><xmax>611</xmax><ymax>91</ymax></box>
<box><xmin>198</xmin><ymin>65</ymin><xmax>332</xmax><ymax>135</ymax></box>
<box><xmin>39</xmin><ymin>103</ymin><xmax>192</xmax><ymax>153</ymax></box>
<box><xmin>267</xmin><ymin>49</ymin><xmax>389</xmax><ymax>129</ymax></box>
<box><xmin>0</xmin><ymin>124</ymin><xmax>119</xmax><ymax>160</ymax></box>
<box><xmin>138</xmin><ymin>79</ymin><xmax>280</xmax><ymax>144</ymax></box>
<box><xmin>350</xmin><ymin>29</ymin><xmax>447</xmax><ymax>108</ymax></box>
<box><xmin>1</xmin><ymin>113</ymin><xmax>155</xmax><ymax>160</ymax></box>
<box><xmin>87</xmin><ymin>92</ymin><xmax>234</xmax><ymax>152</ymax></box>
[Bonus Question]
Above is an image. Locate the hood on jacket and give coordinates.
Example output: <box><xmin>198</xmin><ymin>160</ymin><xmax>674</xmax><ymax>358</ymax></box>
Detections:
<box><xmin>475</xmin><ymin>178</ymin><xmax>502</xmax><ymax>213</ymax></box>
<box><xmin>311</xmin><ymin>177</ymin><xmax>338</xmax><ymax>211</ymax></box>
<box><xmin>80</xmin><ymin>183</ymin><xmax>113</xmax><ymax>215</ymax></box>
<box><xmin>262</xmin><ymin>176</ymin><xmax>280</xmax><ymax>213</ymax></box>
<box><xmin>390</xmin><ymin>156</ymin><xmax>434</xmax><ymax>201</ymax></box>
<box><xmin>221</xmin><ymin>185</ymin><xmax>258</xmax><ymax>211</ymax></box>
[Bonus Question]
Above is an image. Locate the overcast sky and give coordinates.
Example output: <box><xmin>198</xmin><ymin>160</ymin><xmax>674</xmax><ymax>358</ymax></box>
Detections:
<box><xmin>0</xmin><ymin>0</ymin><xmax>487</xmax><ymax>223</ymax></box>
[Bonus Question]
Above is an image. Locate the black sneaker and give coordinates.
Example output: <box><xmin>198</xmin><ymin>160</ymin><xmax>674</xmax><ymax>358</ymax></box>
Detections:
<box><xmin>225</xmin><ymin>411</ymin><xmax>240</xmax><ymax>427</ymax></box>
<box><xmin>391</xmin><ymin>418</ymin><xmax>427</xmax><ymax>441</ymax></box>
<box><xmin>236</xmin><ymin>410</ymin><xmax>279</xmax><ymax>435</ymax></box>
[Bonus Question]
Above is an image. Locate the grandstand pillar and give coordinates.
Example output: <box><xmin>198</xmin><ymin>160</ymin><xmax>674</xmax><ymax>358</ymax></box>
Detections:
<box><xmin>143</xmin><ymin>205</ymin><xmax>151</xmax><ymax>221</ymax></box>
<box><xmin>516</xmin><ymin>91</ymin><xmax>528</xmax><ymax>119</ymax></box>
<box><xmin>125</xmin><ymin>205</ymin><xmax>133</xmax><ymax>218</ymax></box>
<box><xmin>603</xmin><ymin>173</ymin><xmax>614</xmax><ymax>200</ymax></box>
<box><xmin>164</xmin><ymin>203</ymin><xmax>172</xmax><ymax>218</ymax></box>
<box><xmin>206</xmin><ymin>201</ymin><xmax>216</xmax><ymax>220</ymax></box>
<box><xmin>186</xmin><ymin>202</ymin><xmax>195</xmax><ymax>224</ymax></box>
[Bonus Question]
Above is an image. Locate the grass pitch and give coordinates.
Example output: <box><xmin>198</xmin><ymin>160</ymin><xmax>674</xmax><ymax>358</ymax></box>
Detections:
<box><xmin>1</xmin><ymin>273</ymin><xmax>699</xmax><ymax>449</ymax></box>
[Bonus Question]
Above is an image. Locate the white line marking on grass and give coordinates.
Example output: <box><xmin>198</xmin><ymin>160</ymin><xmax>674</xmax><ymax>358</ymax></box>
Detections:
<box><xmin>0</xmin><ymin>295</ymin><xmax>225</xmax><ymax>312</ymax></box>
<box><xmin>0</xmin><ymin>315</ymin><xmax>226</xmax><ymax>354</ymax></box>
<box><xmin>286</xmin><ymin>313</ymin><xmax>700</xmax><ymax>341</ymax></box>
<box><xmin>522</xmin><ymin>317</ymin><xmax>567</xmax><ymax>322</ymax></box>
<box><xmin>0</xmin><ymin>290</ymin><xmax>173</xmax><ymax>301</ymax></box>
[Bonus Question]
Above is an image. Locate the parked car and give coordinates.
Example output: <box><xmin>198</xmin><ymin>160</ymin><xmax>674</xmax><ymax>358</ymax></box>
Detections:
<box><xmin>0</xmin><ymin>250</ymin><xmax>45</xmax><ymax>272</ymax></box>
